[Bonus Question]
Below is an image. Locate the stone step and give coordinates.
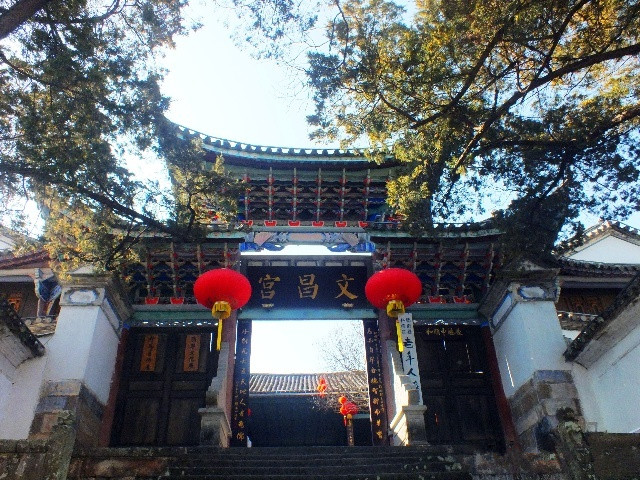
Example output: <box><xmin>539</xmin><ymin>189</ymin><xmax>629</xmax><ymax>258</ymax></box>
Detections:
<box><xmin>169</xmin><ymin>461</ymin><xmax>459</xmax><ymax>476</ymax></box>
<box><xmin>173</xmin><ymin>446</ymin><xmax>469</xmax><ymax>455</ymax></box>
<box><xmin>158</xmin><ymin>473</ymin><xmax>473</xmax><ymax>480</ymax></box>
<box><xmin>175</xmin><ymin>455</ymin><xmax>457</xmax><ymax>467</ymax></box>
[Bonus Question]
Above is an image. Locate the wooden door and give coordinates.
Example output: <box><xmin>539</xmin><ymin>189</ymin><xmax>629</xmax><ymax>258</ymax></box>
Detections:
<box><xmin>112</xmin><ymin>328</ymin><xmax>218</xmax><ymax>446</ymax></box>
<box><xmin>415</xmin><ymin>325</ymin><xmax>503</xmax><ymax>449</ymax></box>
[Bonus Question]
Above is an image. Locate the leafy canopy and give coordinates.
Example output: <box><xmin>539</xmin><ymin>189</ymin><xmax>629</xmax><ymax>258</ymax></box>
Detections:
<box><xmin>0</xmin><ymin>1</ymin><xmax>238</xmax><ymax>273</ymax></box>
<box><xmin>243</xmin><ymin>0</ymin><xmax>640</xmax><ymax>254</ymax></box>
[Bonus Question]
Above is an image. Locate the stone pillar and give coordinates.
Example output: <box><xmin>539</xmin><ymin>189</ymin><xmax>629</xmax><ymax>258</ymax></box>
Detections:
<box><xmin>199</xmin><ymin>341</ymin><xmax>232</xmax><ymax>447</ymax></box>
<box><xmin>479</xmin><ymin>261</ymin><xmax>582</xmax><ymax>452</ymax></box>
<box><xmin>387</xmin><ymin>342</ymin><xmax>428</xmax><ymax>446</ymax></box>
<box><xmin>29</xmin><ymin>269</ymin><xmax>131</xmax><ymax>447</ymax></box>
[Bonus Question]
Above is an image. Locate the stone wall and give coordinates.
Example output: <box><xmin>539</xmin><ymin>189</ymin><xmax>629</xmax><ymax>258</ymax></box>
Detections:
<box><xmin>0</xmin><ymin>413</ymin><xmax>75</xmax><ymax>480</ymax></box>
<box><xmin>30</xmin><ymin>381</ymin><xmax>104</xmax><ymax>447</ymax></box>
<box><xmin>508</xmin><ymin>370</ymin><xmax>582</xmax><ymax>452</ymax></box>
<box><xmin>67</xmin><ymin>447</ymin><xmax>175</xmax><ymax>479</ymax></box>
<box><xmin>587</xmin><ymin>433</ymin><xmax>640</xmax><ymax>480</ymax></box>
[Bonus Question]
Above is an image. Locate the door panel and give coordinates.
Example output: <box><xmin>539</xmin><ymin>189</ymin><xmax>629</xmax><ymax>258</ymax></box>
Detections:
<box><xmin>112</xmin><ymin>328</ymin><xmax>218</xmax><ymax>446</ymax></box>
<box><xmin>415</xmin><ymin>325</ymin><xmax>503</xmax><ymax>449</ymax></box>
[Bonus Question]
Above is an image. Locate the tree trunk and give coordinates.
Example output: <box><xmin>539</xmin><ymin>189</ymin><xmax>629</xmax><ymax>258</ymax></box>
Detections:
<box><xmin>0</xmin><ymin>0</ymin><xmax>52</xmax><ymax>40</ymax></box>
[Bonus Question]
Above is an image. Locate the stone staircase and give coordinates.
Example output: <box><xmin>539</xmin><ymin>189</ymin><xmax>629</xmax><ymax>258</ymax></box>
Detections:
<box><xmin>68</xmin><ymin>445</ymin><xmax>567</xmax><ymax>480</ymax></box>
<box><xmin>165</xmin><ymin>446</ymin><xmax>470</xmax><ymax>480</ymax></box>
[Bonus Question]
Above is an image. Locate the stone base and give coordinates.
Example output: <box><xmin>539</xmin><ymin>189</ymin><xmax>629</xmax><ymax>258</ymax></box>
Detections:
<box><xmin>198</xmin><ymin>407</ymin><xmax>231</xmax><ymax>447</ymax></box>
<box><xmin>29</xmin><ymin>380</ymin><xmax>104</xmax><ymax>448</ymax></box>
<box><xmin>509</xmin><ymin>370</ymin><xmax>582</xmax><ymax>452</ymax></box>
<box><xmin>389</xmin><ymin>405</ymin><xmax>428</xmax><ymax>446</ymax></box>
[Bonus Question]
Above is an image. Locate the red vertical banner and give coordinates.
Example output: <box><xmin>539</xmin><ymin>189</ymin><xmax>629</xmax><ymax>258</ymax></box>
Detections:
<box><xmin>140</xmin><ymin>334</ymin><xmax>159</xmax><ymax>372</ymax></box>
<box><xmin>363</xmin><ymin>319</ymin><xmax>388</xmax><ymax>445</ymax></box>
<box><xmin>231</xmin><ymin>319</ymin><xmax>252</xmax><ymax>447</ymax></box>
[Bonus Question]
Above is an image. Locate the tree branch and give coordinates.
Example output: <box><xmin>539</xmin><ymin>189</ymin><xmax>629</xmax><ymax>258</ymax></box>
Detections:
<box><xmin>0</xmin><ymin>0</ymin><xmax>52</xmax><ymax>40</ymax></box>
<box><xmin>453</xmin><ymin>42</ymin><xmax>640</xmax><ymax>170</ymax></box>
<box><xmin>1</xmin><ymin>162</ymin><xmax>171</xmax><ymax>234</ymax></box>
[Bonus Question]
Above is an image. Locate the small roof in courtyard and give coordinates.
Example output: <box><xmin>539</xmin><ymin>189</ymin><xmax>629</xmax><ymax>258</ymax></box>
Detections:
<box><xmin>250</xmin><ymin>371</ymin><xmax>368</xmax><ymax>396</ymax></box>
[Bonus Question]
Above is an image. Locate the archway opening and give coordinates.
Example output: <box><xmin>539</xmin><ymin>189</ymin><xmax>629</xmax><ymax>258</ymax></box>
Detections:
<box><xmin>247</xmin><ymin>319</ymin><xmax>371</xmax><ymax>447</ymax></box>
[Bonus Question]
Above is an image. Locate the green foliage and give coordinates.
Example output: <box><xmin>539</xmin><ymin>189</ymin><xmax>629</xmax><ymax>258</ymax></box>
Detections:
<box><xmin>247</xmin><ymin>0</ymin><xmax>640</xmax><ymax>255</ymax></box>
<box><xmin>0</xmin><ymin>1</ymin><xmax>239</xmax><ymax>273</ymax></box>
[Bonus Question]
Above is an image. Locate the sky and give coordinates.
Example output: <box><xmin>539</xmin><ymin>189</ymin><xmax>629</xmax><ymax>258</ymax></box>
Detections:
<box><xmin>160</xmin><ymin>3</ymin><xmax>328</xmax><ymax>149</ymax></box>
<box><xmin>155</xmin><ymin>4</ymin><xmax>640</xmax><ymax>373</ymax></box>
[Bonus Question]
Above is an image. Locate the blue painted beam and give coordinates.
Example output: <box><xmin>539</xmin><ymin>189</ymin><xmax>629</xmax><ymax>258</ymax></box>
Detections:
<box><xmin>238</xmin><ymin>307</ymin><xmax>378</xmax><ymax>320</ymax></box>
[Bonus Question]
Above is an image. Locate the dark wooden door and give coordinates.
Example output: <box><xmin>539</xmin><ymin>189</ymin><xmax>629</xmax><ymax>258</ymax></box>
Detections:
<box><xmin>415</xmin><ymin>325</ymin><xmax>503</xmax><ymax>449</ymax></box>
<box><xmin>112</xmin><ymin>328</ymin><xmax>218</xmax><ymax>446</ymax></box>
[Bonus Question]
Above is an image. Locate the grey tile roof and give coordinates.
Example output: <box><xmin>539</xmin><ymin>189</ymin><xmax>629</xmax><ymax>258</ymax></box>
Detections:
<box><xmin>564</xmin><ymin>272</ymin><xmax>640</xmax><ymax>361</ymax></box>
<box><xmin>250</xmin><ymin>371</ymin><xmax>368</xmax><ymax>395</ymax></box>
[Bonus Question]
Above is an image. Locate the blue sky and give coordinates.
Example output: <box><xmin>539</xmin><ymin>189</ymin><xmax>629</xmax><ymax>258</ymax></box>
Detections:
<box><xmin>161</xmin><ymin>6</ymin><xmax>327</xmax><ymax>149</ymax></box>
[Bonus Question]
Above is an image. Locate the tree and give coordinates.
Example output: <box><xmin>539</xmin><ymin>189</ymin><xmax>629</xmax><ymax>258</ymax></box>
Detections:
<box><xmin>240</xmin><ymin>0</ymin><xmax>640</xmax><ymax>255</ymax></box>
<box><xmin>315</xmin><ymin>321</ymin><xmax>366</xmax><ymax>372</ymax></box>
<box><xmin>0</xmin><ymin>1</ymin><xmax>239</xmax><ymax>273</ymax></box>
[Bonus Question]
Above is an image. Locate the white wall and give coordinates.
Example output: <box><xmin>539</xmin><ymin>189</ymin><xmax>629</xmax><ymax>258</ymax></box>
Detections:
<box><xmin>0</xmin><ymin>351</ymin><xmax>47</xmax><ymax>439</ymax></box>
<box><xmin>44</xmin><ymin>304</ymin><xmax>119</xmax><ymax>404</ymax></box>
<box><xmin>568</xmin><ymin>235</ymin><xmax>640</xmax><ymax>264</ymax></box>
<box><xmin>492</xmin><ymin>299</ymin><xmax>570</xmax><ymax>398</ymax></box>
<box><xmin>572</xmin><ymin>323</ymin><xmax>640</xmax><ymax>433</ymax></box>
<box><xmin>0</xmin><ymin>372</ymin><xmax>11</xmax><ymax>422</ymax></box>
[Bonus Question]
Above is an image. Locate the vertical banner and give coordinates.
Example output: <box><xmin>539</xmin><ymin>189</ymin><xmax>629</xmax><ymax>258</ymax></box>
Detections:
<box><xmin>140</xmin><ymin>334</ymin><xmax>159</xmax><ymax>372</ymax></box>
<box><xmin>363</xmin><ymin>319</ymin><xmax>387</xmax><ymax>445</ymax></box>
<box><xmin>398</xmin><ymin>313</ymin><xmax>422</xmax><ymax>404</ymax></box>
<box><xmin>231</xmin><ymin>319</ymin><xmax>252</xmax><ymax>447</ymax></box>
<box><xmin>183</xmin><ymin>334</ymin><xmax>201</xmax><ymax>372</ymax></box>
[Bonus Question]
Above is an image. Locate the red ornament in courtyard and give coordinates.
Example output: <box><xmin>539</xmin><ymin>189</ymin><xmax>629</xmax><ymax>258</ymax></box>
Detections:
<box><xmin>365</xmin><ymin>268</ymin><xmax>422</xmax><ymax>352</ymax></box>
<box><xmin>194</xmin><ymin>268</ymin><xmax>252</xmax><ymax>350</ymax></box>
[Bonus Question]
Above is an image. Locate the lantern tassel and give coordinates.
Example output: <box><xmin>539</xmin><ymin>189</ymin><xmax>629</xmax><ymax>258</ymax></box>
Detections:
<box><xmin>216</xmin><ymin>318</ymin><xmax>223</xmax><ymax>351</ymax></box>
<box><xmin>396</xmin><ymin>320</ymin><xmax>403</xmax><ymax>353</ymax></box>
<box><xmin>212</xmin><ymin>301</ymin><xmax>231</xmax><ymax>351</ymax></box>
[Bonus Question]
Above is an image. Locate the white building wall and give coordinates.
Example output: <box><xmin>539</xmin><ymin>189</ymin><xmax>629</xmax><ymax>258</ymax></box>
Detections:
<box><xmin>43</xmin><ymin>304</ymin><xmax>118</xmax><ymax>405</ymax></box>
<box><xmin>567</xmin><ymin>236</ymin><xmax>640</xmax><ymax>264</ymax></box>
<box><xmin>492</xmin><ymin>299</ymin><xmax>569</xmax><ymax>398</ymax></box>
<box><xmin>572</xmin><ymin>324</ymin><xmax>640</xmax><ymax>433</ymax></box>
<box><xmin>0</xmin><ymin>352</ymin><xmax>47</xmax><ymax>439</ymax></box>
<box><xmin>84</xmin><ymin>308</ymin><xmax>120</xmax><ymax>403</ymax></box>
<box><xmin>0</xmin><ymin>372</ymin><xmax>11</xmax><ymax>423</ymax></box>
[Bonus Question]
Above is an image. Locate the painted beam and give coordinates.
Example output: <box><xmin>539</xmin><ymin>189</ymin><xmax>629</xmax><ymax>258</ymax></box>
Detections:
<box><xmin>238</xmin><ymin>307</ymin><xmax>378</xmax><ymax>320</ymax></box>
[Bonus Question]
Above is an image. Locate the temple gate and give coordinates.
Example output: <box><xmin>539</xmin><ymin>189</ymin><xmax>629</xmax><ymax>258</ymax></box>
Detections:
<box><xmin>110</xmin><ymin>126</ymin><xmax>509</xmax><ymax>449</ymax></box>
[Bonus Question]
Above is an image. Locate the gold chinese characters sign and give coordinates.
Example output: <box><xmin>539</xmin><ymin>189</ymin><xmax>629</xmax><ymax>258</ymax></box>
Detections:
<box><xmin>245</xmin><ymin>266</ymin><xmax>368</xmax><ymax>309</ymax></box>
<box><xmin>231</xmin><ymin>319</ymin><xmax>252</xmax><ymax>447</ymax></box>
<box><xmin>183</xmin><ymin>334</ymin><xmax>201</xmax><ymax>372</ymax></box>
<box><xmin>363</xmin><ymin>319</ymin><xmax>387</xmax><ymax>445</ymax></box>
<box><xmin>140</xmin><ymin>334</ymin><xmax>159</xmax><ymax>372</ymax></box>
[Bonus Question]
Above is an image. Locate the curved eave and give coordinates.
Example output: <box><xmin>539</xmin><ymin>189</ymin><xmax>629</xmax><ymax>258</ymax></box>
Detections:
<box><xmin>177</xmin><ymin>125</ymin><xmax>397</xmax><ymax>170</ymax></box>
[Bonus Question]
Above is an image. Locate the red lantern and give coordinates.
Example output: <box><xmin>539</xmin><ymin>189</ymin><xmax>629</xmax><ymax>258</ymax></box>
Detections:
<box><xmin>317</xmin><ymin>377</ymin><xmax>328</xmax><ymax>397</ymax></box>
<box><xmin>365</xmin><ymin>268</ymin><xmax>422</xmax><ymax>352</ymax></box>
<box><xmin>194</xmin><ymin>268</ymin><xmax>252</xmax><ymax>350</ymax></box>
<box><xmin>338</xmin><ymin>395</ymin><xmax>359</xmax><ymax>430</ymax></box>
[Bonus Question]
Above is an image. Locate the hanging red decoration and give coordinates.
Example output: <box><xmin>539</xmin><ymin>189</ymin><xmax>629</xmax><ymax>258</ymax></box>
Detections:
<box><xmin>317</xmin><ymin>377</ymin><xmax>328</xmax><ymax>397</ymax></box>
<box><xmin>338</xmin><ymin>394</ymin><xmax>359</xmax><ymax>440</ymax></box>
<box><xmin>193</xmin><ymin>268</ymin><xmax>252</xmax><ymax>351</ymax></box>
<box><xmin>365</xmin><ymin>268</ymin><xmax>422</xmax><ymax>352</ymax></box>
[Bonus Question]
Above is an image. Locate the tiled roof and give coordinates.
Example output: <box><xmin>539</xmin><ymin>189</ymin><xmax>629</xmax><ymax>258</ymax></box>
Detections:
<box><xmin>250</xmin><ymin>371</ymin><xmax>368</xmax><ymax>395</ymax></box>
<box><xmin>22</xmin><ymin>316</ymin><xmax>58</xmax><ymax>337</ymax></box>
<box><xmin>0</xmin><ymin>296</ymin><xmax>45</xmax><ymax>359</ymax></box>
<box><xmin>565</xmin><ymin>272</ymin><xmax>640</xmax><ymax>360</ymax></box>
<box><xmin>558</xmin><ymin>257</ymin><xmax>640</xmax><ymax>277</ymax></box>
<box><xmin>557</xmin><ymin>220</ymin><xmax>640</xmax><ymax>256</ymax></box>
<box><xmin>177</xmin><ymin>125</ymin><xmax>380</xmax><ymax>162</ymax></box>
<box><xmin>0</xmin><ymin>250</ymin><xmax>49</xmax><ymax>270</ymax></box>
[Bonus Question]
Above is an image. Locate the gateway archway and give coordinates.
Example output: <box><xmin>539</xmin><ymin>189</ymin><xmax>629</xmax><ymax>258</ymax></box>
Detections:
<box><xmin>229</xmin><ymin>254</ymin><xmax>388</xmax><ymax>447</ymax></box>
